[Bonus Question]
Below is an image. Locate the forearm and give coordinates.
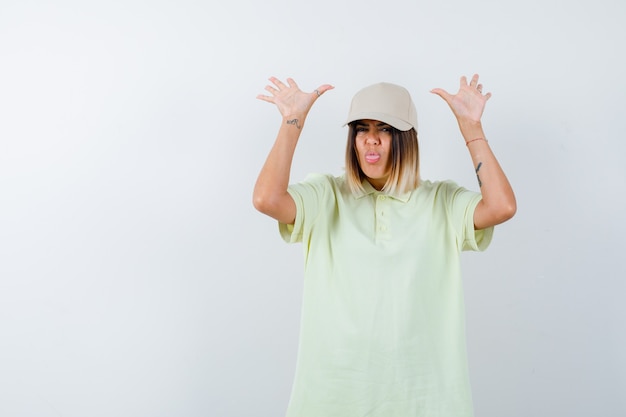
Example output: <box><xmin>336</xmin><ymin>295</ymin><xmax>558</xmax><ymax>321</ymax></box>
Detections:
<box><xmin>459</xmin><ymin>120</ymin><xmax>516</xmax><ymax>228</ymax></box>
<box><xmin>252</xmin><ymin>115</ymin><xmax>305</xmax><ymax>221</ymax></box>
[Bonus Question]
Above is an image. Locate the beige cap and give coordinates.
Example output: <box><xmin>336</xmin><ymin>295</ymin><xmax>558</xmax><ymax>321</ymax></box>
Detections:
<box><xmin>345</xmin><ymin>82</ymin><xmax>417</xmax><ymax>131</ymax></box>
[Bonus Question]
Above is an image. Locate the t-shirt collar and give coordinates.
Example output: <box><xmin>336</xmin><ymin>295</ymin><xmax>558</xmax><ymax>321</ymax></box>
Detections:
<box><xmin>354</xmin><ymin>179</ymin><xmax>412</xmax><ymax>203</ymax></box>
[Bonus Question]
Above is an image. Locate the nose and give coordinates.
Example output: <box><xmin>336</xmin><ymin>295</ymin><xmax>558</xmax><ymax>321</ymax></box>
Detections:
<box><xmin>365</xmin><ymin>131</ymin><xmax>380</xmax><ymax>145</ymax></box>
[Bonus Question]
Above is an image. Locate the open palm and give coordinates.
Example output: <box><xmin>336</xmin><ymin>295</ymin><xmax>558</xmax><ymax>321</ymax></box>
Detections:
<box><xmin>431</xmin><ymin>74</ymin><xmax>491</xmax><ymax>123</ymax></box>
<box><xmin>257</xmin><ymin>77</ymin><xmax>333</xmax><ymax>118</ymax></box>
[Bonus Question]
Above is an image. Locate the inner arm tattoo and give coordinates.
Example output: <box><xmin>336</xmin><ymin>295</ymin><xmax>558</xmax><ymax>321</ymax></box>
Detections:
<box><xmin>286</xmin><ymin>118</ymin><xmax>301</xmax><ymax>129</ymax></box>
<box><xmin>475</xmin><ymin>162</ymin><xmax>483</xmax><ymax>187</ymax></box>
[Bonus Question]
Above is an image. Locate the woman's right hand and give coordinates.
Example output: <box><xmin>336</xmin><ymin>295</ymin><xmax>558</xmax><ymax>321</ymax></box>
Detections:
<box><xmin>257</xmin><ymin>77</ymin><xmax>333</xmax><ymax>119</ymax></box>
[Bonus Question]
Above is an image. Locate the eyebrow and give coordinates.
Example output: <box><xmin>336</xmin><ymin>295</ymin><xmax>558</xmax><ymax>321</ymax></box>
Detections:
<box><xmin>355</xmin><ymin>121</ymin><xmax>391</xmax><ymax>127</ymax></box>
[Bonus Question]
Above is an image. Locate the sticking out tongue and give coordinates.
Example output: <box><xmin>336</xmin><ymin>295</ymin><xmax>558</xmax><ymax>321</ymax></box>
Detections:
<box><xmin>365</xmin><ymin>153</ymin><xmax>380</xmax><ymax>164</ymax></box>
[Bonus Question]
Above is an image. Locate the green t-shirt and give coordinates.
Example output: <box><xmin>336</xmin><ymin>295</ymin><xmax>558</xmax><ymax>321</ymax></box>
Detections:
<box><xmin>279</xmin><ymin>174</ymin><xmax>493</xmax><ymax>417</ymax></box>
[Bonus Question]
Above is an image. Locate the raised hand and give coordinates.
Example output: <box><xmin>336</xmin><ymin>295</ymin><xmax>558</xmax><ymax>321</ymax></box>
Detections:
<box><xmin>257</xmin><ymin>77</ymin><xmax>334</xmax><ymax>120</ymax></box>
<box><xmin>431</xmin><ymin>74</ymin><xmax>491</xmax><ymax>123</ymax></box>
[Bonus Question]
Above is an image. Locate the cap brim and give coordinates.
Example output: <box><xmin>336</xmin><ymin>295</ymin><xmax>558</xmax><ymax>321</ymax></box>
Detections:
<box><xmin>344</xmin><ymin>112</ymin><xmax>413</xmax><ymax>131</ymax></box>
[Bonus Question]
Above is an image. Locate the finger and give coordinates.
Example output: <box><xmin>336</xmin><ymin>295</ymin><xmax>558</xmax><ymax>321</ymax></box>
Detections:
<box><xmin>269</xmin><ymin>76</ymin><xmax>287</xmax><ymax>90</ymax></box>
<box><xmin>477</xmin><ymin>83</ymin><xmax>483</xmax><ymax>92</ymax></box>
<box><xmin>264</xmin><ymin>85</ymin><xmax>278</xmax><ymax>95</ymax></box>
<box><xmin>484</xmin><ymin>92</ymin><xmax>492</xmax><ymax>101</ymax></box>
<box><xmin>256</xmin><ymin>94</ymin><xmax>275</xmax><ymax>103</ymax></box>
<box><xmin>460</xmin><ymin>76</ymin><xmax>468</xmax><ymax>87</ymax></box>
<box><xmin>314</xmin><ymin>84</ymin><xmax>334</xmax><ymax>97</ymax></box>
<box><xmin>430</xmin><ymin>88</ymin><xmax>452</xmax><ymax>102</ymax></box>
<box><xmin>469</xmin><ymin>74</ymin><xmax>479</xmax><ymax>87</ymax></box>
<box><xmin>286</xmin><ymin>77</ymin><xmax>299</xmax><ymax>89</ymax></box>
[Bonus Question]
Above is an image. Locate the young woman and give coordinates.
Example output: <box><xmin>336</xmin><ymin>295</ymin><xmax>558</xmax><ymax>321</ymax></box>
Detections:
<box><xmin>253</xmin><ymin>75</ymin><xmax>516</xmax><ymax>417</ymax></box>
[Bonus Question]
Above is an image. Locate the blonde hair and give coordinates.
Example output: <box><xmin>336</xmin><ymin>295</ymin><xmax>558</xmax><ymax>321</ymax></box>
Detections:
<box><xmin>345</xmin><ymin>122</ymin><xmax>420</xmax><ymax>196</ymax></box>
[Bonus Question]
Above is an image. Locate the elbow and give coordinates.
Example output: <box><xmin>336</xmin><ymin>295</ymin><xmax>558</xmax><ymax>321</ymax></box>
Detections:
<box><xmin>476</xmin><ymin>197</ymin><xmax>517</xmax><ymax>229</ymax></box>
<box><xmin>252</xmin><ymin>191</ymin><xmax>281</xmax><ymax>217</ymax></box>
<box><xmin>501</xmin><ymin>201</ymin><xmax>517</xmax><ymax>222</ymax></box>
<box><xmin>252</xmin><ymin>192</ymin><xmax>270</xmax><ymax>215</ymax></box>
<box><xmin>493</xmin><ymin>188</ymin><xmax>517</xmax><ymax>223</ymax></box>
<box><xmin>496</xmin><ymin>197</ymin><xmax>517</xmax><ymax>224</ymax></box>
<box><xmin>253</xmin><ymin>189</ymin><xmax>295</xmax><ymax>224</ymax></box>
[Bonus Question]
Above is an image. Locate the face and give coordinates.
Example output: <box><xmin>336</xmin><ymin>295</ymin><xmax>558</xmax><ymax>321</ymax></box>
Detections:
<box><xmin>354</xmin><ymin>119</ymin><xmax>393</xmax><ymax>191</ymax></box>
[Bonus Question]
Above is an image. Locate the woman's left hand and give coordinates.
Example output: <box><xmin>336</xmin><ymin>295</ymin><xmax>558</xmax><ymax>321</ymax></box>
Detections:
<box><xmin>431</xmin><ymin>74</ymin><xmax>491</xmax><ymax>123</ymax></box>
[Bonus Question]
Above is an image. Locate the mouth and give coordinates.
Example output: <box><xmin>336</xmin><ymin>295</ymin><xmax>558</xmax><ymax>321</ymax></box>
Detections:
<box><xmin>365</xmin><ymin>152</ymin><xmax>381</xmax><ymax>164</ymax></box>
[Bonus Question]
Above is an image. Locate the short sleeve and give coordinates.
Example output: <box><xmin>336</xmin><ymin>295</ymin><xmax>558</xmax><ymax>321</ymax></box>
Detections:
<box><xmin>460</xmin><ymin>192</ymin><xmax>493</xmax><ymax>251</ymax></box>
<box><xmin>442</xmin><ymin>181</ymin><xmax>494</xmax><ymax>252</ymax></box>
<box><xmin>278</xmin><ymin>173</ymin><xmax>334</xmax><ymax>244</ymax></box>
<box><xmin>279</xmin><ymin>187</ymin><xmax>305</xmax><ymax>243</ymax></box>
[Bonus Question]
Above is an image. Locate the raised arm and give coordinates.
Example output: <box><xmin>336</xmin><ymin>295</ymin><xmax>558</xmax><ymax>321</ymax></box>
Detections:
<box><xmin>253</xmin><ymin>77</ymin><xmax>333</xmax><ymax>224</ymax></box>
<box><xmin>431</xmin><ymin>74</ymin><xmax>516</xmax><ymax>230</ymax></box>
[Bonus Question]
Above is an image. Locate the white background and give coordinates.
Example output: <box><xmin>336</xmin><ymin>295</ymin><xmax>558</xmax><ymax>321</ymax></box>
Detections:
<box><xmin>1</xmin><ymin>0</ymin><xmax>624</xmax><ymax>416</ymax></box>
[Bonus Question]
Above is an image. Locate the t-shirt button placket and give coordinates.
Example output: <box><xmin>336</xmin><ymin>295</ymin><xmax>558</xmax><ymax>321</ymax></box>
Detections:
<box><xmin>375</xmin><ymin>195</ymin><xmax>390</xmax><ymax>240</ymax></box>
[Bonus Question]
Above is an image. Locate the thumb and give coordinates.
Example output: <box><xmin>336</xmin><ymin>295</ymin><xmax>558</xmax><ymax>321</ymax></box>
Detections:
<box><xmin>430</xmin><ymin>88</ymin><xmax>451</xmax><ymax>102</ymax></box>
<box><xmin>314</xmin><ymin>84</ymin><xmax>334</xmax><ymax>98</ymax></box>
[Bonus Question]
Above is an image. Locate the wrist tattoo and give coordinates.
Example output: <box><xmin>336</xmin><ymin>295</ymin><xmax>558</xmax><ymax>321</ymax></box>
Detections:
<box><xmin>475</xmin><ymin>162</ymin><xmax>483</xmax><ymax>187</ymax></box>
<box><xmin>286</xmin><ymin>118</ymin><xmax>301</xmax><ymax>129</ymax></box>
